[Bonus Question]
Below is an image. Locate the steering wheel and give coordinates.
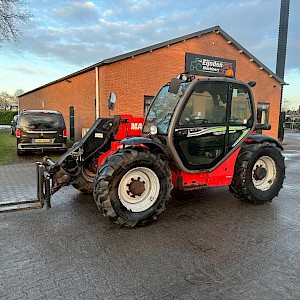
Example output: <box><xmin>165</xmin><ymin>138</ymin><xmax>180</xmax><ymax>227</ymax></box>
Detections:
<box><xmin>182</xmin><ymin>115</ymin><xmax>208</xmax><ymax>125</ymax></box>
<box><xmin>191</xmin><ymin>118</ymin><xmax>208</xmax><ymax>125</ymax></box>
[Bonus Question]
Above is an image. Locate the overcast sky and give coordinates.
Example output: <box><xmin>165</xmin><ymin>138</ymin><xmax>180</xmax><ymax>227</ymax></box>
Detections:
<box><xmin>0</xmin><ymin>0</ymin><xmax>299</xmax><ymax>109</ymax></box>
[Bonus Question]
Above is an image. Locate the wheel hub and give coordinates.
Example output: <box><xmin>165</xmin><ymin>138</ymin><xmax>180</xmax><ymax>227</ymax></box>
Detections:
<box><xmin>253</xmin><ymin>165</ymin><xmax>267</xmax><ymax>181</ymax></box>
<box><xmin>127</xmin><ymin>178</ymin><xmax>145</xmax><ymax>197</ymax></box>
<box><xmin>118</xmin><ymin>167</ymin><xmax>160</xmax><ymax>212</ymax></box>
<box><xmin>252</xmin><ymin>156</ymin><xmax>277</xmax><ymax>191</ymax></box>
<box><xmin>81</xmin><ymin>156</ymin><xmax>99</xmax><ymax>182</ymax></box>
<box><xmin>82</xmin><ymin>163</ymin><xmax>97</xmax><ymax>182</ymax></box>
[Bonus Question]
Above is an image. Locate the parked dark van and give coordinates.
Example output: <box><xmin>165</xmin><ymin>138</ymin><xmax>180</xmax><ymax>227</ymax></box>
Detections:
<box><xmin>16</xmin><ymin>110</ymin><xmax>67</xmax><ymax>155</ymax></box>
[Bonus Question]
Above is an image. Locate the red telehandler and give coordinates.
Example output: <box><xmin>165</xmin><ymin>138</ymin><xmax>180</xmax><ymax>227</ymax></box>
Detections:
<box><xmin>37</xmin><ymin>74</ymin><xmax>285</xmax><ymax>227</ymax></box>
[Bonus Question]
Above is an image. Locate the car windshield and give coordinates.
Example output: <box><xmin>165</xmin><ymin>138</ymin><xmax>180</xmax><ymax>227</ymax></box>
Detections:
<box><xmin>143</xmin><ymin>83</ymin><xmax>189</xmax><ymax>134</ymax></box>
<box><xmin>19</xmin><ymin>113</ymin><xmax>65</xmax><ymax>129</ymax></box>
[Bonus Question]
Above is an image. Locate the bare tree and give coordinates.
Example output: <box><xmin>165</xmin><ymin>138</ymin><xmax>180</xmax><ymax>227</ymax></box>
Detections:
<box><xmin>14</xmin><ymin>88</ymin><xmax>24</xmax><ymax>97</ymax></box>
<box><xmin>0</xmin><ymin>91</ymin><xmax>11</xmax><ymax>110</ymax></box>
<box><xmin>0</xmin><ymin>0</ymin><xmax>31</xmax><ymax>43</ymax></box>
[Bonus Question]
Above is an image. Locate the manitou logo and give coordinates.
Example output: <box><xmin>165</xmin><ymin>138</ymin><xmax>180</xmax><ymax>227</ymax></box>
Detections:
<box><xmin>131</xmin><ymin>123</ymin><xmax>143</xmax><ymax>130</ymax></box>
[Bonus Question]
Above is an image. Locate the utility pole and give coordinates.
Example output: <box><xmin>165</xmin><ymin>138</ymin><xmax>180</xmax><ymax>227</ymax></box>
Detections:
<box><xmin>276</xmin><ymin>0</ymin><xmax>290</xmax><ymax>141</ymax></box>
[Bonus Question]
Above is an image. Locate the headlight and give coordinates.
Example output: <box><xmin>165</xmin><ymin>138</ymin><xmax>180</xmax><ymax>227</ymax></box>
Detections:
<box><xmin>150</xmin><ymin>126</ymin><xmax>158</xmax><ymax>135</ymax></box>
<box><xmin>181</xmin><ymin>74</ymin><xmax>188</xmax><ymax>81</ymax></box>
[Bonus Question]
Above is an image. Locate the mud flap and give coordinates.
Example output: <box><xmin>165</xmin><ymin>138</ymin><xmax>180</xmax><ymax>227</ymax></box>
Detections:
<box><xmin>36</xmin><ymin>162</ymin><xmax>51</xmax><ymax>209</ymax></box>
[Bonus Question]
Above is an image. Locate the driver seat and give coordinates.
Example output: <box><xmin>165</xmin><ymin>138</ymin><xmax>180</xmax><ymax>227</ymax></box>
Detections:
<box><xmin>207</xmin><ymin>102</ymin><xmax>226</xmax><ymax>123</ymax></box>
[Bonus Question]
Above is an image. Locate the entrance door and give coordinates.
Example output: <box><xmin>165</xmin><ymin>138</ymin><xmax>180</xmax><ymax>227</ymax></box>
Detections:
<box><xmin>173</xmin><ymin>81</ymin><xmax>253</xmax><ymax>170</ymax></box>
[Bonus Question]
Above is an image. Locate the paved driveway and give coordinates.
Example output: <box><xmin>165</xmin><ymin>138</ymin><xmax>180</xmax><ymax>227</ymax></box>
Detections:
<box><xmin>0</xmin><ymin>163</ymin><xmax>36</xmax><ymax>203</ymax></box>
<box><xmin>0</xmin><ymin>130</ymin><xmax>300</xmax><ymax>299</ymax></box>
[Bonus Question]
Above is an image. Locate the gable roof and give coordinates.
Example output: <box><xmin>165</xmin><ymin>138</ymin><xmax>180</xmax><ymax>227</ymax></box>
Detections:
<box><xmin>20</xmin><ymin>25</ymin><xmax>285</xmax><ymax>97</ymax></box>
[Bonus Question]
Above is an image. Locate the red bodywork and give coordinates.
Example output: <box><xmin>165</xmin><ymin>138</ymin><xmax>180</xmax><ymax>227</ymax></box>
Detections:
<box><xmin>97</xmin><ymin>114</ymin><xmax>241</xmax><ymax>190</ymax></box>
<box><xmin>114</xmin><ymin>114</ymin><xmax>145</xmax><ymax>140</ymax></box>
<box><xmin>171</xmin><ymin>148</ymin><xmax>240</xmax><ymax>190</ymax></box>
<box><xmin>97</xmin><ymin>115</ymin><xmax>144</xmax><ymax>166</ymax></box>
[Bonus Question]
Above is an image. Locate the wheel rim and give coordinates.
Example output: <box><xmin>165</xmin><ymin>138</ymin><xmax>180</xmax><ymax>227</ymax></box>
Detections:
<box><xmin>252</xmin><ymin>156</ymin><xmax>277</xmax><ymax>191</ymax></box>
<box><xmin>82</xmin><ymin>166</ymin><xmax>95</xmax><ymax>182</ymax></box>
<box><xmin>118</xmin><ymin>167</ymin><xmax>160</xmax><ymax>212</ymax></box>
<box><xmin>82</xmin><ymin>160</ymin><xmax>97</xmax><ymax>182</ymax></box>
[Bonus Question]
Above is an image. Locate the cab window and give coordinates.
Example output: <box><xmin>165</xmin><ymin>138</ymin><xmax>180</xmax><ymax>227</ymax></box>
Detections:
<box><xmin>230</xmin><ymin>85</ymin><xmax>252</xmax><ymax>125</ymax></box>
<box><xmin>179</xmin><ymin>82</ymin><xmax>228</xmax><ymax>126</ymax></box>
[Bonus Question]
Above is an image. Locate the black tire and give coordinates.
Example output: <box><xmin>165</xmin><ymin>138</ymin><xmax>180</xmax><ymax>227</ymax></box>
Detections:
<box><xmin>72</xmin><ymin>154</ymin><xmax>101</xmax><ymax>194</ymax></box>
<box><xmin>72</xmin><ymin>170</ymin><xmax>93</xmax><ymax>194</ymax></box>
<box><xmin>229</xmin><ymin>142</ymin><xmax>285</xmax><ymax>204</ymax></box>
<box><xmin>93</xmin><ymin>148</ymin><xmax>172</xmax><ymax>227</ymax></box>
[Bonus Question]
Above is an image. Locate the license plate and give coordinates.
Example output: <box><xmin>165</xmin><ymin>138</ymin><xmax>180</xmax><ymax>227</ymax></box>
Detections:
<box><xmin>34</xmin><ymin>139</ymin><xmax>51</xmax><ymax>143</ymax></box>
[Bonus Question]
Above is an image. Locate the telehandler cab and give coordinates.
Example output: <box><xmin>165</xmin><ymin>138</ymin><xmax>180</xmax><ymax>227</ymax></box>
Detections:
<box><xmin>37</xmin><ymin>74</ymin><xmax>285</xmax><ymax>227</ymax></box>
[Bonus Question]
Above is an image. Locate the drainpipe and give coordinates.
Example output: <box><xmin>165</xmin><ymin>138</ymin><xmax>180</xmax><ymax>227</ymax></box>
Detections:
<box><xmin>95</xmin><ymin>66</ymin><xmax>99</xmax><ymax>119</ymax></box>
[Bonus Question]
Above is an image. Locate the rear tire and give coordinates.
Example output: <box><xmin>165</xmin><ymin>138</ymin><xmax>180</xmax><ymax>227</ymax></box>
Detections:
<box><xmin>229</xmin><ymin>142</ymin><xmax>285</xmax><ymax>204</ymax></box>
<box><xmin>17</xmin><ymin>149</ymin><xmax>24</xmax><ymax>156</ymax></box>
<box><xmin>93</xmin><ymin>148</ymin><xmax>172</xmax><ymax>227</ymax></box>
<box><xmin>72</xmin><ymin>154</ymin><xmax>101</xmax><ymax>194</ymax></box>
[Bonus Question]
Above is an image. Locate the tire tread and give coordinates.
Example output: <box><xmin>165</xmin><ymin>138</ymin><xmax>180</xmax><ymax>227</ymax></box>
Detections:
<box><xmin>93</xmin><ymin>148</ymin><xmax>172</xmax><ymax>227</ymax></box>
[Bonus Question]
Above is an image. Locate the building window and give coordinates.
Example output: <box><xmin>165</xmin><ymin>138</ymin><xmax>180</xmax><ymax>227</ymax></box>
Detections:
<box><xmin>144</xmin><ymin>96</ymin><xmax>154</xmax><ymax>115</ymax></box>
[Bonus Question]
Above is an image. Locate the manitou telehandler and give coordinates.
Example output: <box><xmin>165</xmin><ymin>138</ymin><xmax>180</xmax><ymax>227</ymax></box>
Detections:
<box><xmin>37</xmin><ymin>73</ymin><xmax>285</xmax><ymax>227</ymax></box>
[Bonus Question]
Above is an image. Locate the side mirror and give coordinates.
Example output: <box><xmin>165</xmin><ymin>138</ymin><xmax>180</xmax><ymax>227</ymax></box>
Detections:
<box><xmin>168</xmin><ymin>78</ymin><xmax>181</xmax><ymax>94</ymax></box>
<box><xmin>108</xmin><ymin>92</ymin><xmax>116</xmax><ymax>110</ymax></box>
<box><xmin>255</xmin><ymin>123</ymin><xmax>271</xmax><ymax>130</ymax></box>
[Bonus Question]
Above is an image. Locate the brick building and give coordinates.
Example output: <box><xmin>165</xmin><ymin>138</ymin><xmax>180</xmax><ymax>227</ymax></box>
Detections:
<box><xmin>19</xmin><ymin>26</ymin><xmax>285</xmax><ymax>140</ymax></box>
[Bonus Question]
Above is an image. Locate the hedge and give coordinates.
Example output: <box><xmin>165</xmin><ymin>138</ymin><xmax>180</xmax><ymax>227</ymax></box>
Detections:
<box><xmin>0</xmin><ymin>110</ymin><xmax>18</xmax><ymax>125</ymax></box>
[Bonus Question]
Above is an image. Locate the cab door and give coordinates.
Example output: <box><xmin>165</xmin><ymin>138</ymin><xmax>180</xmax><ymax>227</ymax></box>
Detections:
<box><xmin>173</xmin><ymin>81</ymin><xmax>254</xmax><ymax>171</ymax></box>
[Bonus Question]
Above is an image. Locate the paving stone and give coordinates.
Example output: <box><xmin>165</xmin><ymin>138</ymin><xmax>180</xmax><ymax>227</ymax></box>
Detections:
<box><xmin>0</xmin><ymin>130</ymin><xmax>300</xmax><ymax>299</ymax></box>
<box><xmin>0</xmin><ymin>163</ymin><xmax>37</xmax><ymax>203</ymax></box>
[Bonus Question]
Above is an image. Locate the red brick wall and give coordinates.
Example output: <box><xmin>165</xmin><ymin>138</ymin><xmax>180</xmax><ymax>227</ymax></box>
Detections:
<box><xmin>99</xmin><ymin>32</ymin><xmax>281</xmax><ymax>138</ymax></box>
<box><xmin>19</xmin><ymin>31</ymin><xmax>282</xmax><ymax>139</ymax></box>
<box><xmin>19</xmin><ymin>70</ymin><xmax>96</xmax><ymax>139</ymax></box>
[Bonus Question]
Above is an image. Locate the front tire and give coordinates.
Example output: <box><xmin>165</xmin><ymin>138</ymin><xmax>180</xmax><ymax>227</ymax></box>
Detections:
<box><xmin>93</xmin><ymin>148</ymin><xmax>172</xmax><ymax>227</ymax></box>
<box><xmin>17</xmin><ymin>149</ymin><xmax>24</xmax><ymax>156</ymax></box>
<box><xmin>229</xmin><ymin>142</ymin><xmax>285</xmax><ymax>204</ymax></box>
